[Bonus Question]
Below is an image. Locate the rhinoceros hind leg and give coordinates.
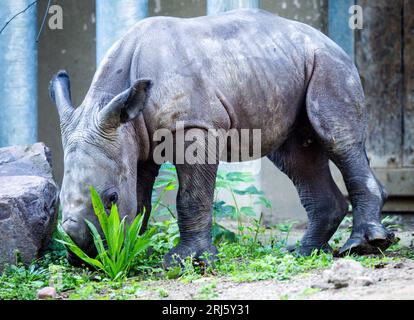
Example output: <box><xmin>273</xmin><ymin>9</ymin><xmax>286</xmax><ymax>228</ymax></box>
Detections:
<box><xmin>268</xmin><ymin>125</ymin><xmax>348</xmax><ymax>256</ymax></box>
<box><xmin>331</xmin><ymin>150</ymin><xmax>395</xmax><ymax>256</ymax></box>
<box><xmin>305</xmin><ymin>49</ymin><xmax>395</xmax><ymax>255</ymax></box>
<box><xmin>330</xmin><ymin>150</ymin><xmax>395</xmax><ymax>256</ymax></box>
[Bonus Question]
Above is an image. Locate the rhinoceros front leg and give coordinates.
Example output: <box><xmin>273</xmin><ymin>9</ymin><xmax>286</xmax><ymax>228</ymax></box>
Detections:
<box><xmin>163</xmin><ymin>131</ymin><xmax>218</xmax><ymax>269</ymax></box>
<box><xmin>163</xmin><ymin>162</ymin><xmax>218</xmax><ymax>268</ymax></box>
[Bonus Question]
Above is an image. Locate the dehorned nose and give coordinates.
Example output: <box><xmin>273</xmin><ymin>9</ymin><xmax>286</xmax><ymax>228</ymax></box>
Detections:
<box><xmin>61</xmin><ymin>216</ymin><xmax>82</xmax><ymax>238</ymax></box>
<box><xmin>61</xmin><ymin>214</ymin><xmax>90</xmax><ymax>247</ymax></box>
<box><xmin>61</xmin><ymin>215</ymin><xmax>97</xmax><ymax>262</ymax></box>
<box><xmin>62</xmin><ymin>217</ymin><xmax>78</xmax><ymax>225</ymax></box>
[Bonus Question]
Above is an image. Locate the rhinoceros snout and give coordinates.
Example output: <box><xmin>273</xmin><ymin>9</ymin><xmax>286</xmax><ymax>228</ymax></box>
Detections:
<box><xmin>62</xmin><ymin>215</ymin><xmax>94</xmax><ymax>257</ymax></box>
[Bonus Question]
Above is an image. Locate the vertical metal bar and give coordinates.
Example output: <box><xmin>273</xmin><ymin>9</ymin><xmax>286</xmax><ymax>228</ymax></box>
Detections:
<box><xmin>0</xmin><ymin>0</ymin><xmax>37</xmax><ymax>147</ymax></box>
<box><xmin>328</xmin><ymin>0</ymin><xmax>355</xmax><ymax>60</ymax></box>
<box><xmin>96</xmin><ymin>0</ymin><xmax>148</xmax><ymax>65</ymax></box>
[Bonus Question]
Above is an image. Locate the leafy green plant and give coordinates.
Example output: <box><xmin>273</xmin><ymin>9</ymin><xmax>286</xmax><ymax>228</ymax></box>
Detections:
<box><xmin>213</xmin><ymin>170</ymin><xmax>272</xmax><ymax>241</ymax></box>
<box><xmin>157</xmin><ymin>287</ymin><xmax>169</xmax><ymax>298</ymax></box>
<box><xmin>148</xmin><ymin>164</ymin><xmax>273</xmax><ymax>245</ymax></box>
<box><xmin>57</xmin><ymin>186</ymin><xmax>155</xmax><ymax>280</ymax></box>
<box><xmin>0</xmin><ymin>263</ymin><xmax>48</xmax><ymax>300</ymax></box>
<box><xmin>274</xmin><ymin>221</ymin><xmax>297</xmax><ymax>246</ymax></box>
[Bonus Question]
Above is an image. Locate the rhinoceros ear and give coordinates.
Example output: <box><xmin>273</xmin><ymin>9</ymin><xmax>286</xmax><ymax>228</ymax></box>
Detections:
<box><xmin>49</xmin><ymin>70</ymin><xmax>75</xmax><ymax>121</ymax></box>
<box><xmin>98</xmin><ymin>79</ymin><xmax>152</xmax><ymax>129</ymax></box>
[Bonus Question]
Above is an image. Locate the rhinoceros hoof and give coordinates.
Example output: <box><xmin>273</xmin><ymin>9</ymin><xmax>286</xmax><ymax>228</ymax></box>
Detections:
<box><xmin>339</xmin><ymin>223</ymin><xmax>396</xmax><ymax>256</ymax></box>
<box><xmin>163</xmin><ymin>243</ymin><xmax>218</xmax><ymax>270</ymax></box>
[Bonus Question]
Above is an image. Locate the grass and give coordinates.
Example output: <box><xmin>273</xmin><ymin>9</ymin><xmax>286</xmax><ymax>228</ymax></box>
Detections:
<box><xmin>195</xmin><ymin>280</ymin><xmax>218</xmax><ymax>300</ymax></box>
<box><xmin>0</xmin><ymin>264</ymin><xmax>49</xmax><ymax>300</ymax></box>
<box><xmin>214</xmin><ymin>241</ymin><xmax>333</xmax><ymax>282</ymax></box>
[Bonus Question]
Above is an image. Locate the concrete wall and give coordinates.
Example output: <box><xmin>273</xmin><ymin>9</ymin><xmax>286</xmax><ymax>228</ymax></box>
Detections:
<box><xmin>37</xmin><ymin>0</ymin><xmax>96</xmax><ymax>184</ymax></box>
<box><xmin>261</xmin><ymin>0</ymin><xmax>327</xmax><ymax>32</ymax></box>
<box><xmin>149</xmin><ymin>0</ymin><xmax>207</xmax><ymax>17</ymax></box>
<box><xmin>37</xmin><ymin>0</ymin><xmax>329</xmax><ymax>223</ymax></box>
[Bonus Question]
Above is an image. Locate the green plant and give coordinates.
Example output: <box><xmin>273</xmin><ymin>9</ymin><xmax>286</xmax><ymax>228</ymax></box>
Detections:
<box><xmin>57</xmin><ymin>186</ymin><xmax>155</xmax><ymax>280</ymax></box>
<box><xmin>213</xmin><ymin>170</ymin><xmax>272</xmax><ymax>243</ymax></box>
<box><xmin>147</xmin><ymin>165</ymin><xmax>268</xmax><ymax>246</ymax></box>
<box><xmin>195</xmin><ymin>280</ymin><xmax>218</xmax><ymax>300</ymax></box>
<box><xmin>157</xmin><ymin>287</ymin><xmax>169</xmax><ymax>298</ymax></box>
<box><xmin>0</xmin><ymin>263</ymin><xmax>48</xmax><ymax>300</ymax></box>
<box><xmin>215</xmin><ymin>171</ymin><xmax>261</xmax><ymax>235</ymax></box>
<box><xmin>274</xmin><ymin>221</ymin><xmax>297</xmax><ymax>246</ymax></box>
<box><xmin>148</xmin><ymin>165</ymin><xmax>273</xmax><ymax>245</ymax></box>
<box><xmin>381</xmin><ymin>215</ymin><xmax>402</xmax><ymax>231</ymax></box>
<box><xmin>299</xmin><ymin>287</ymin><xmax>321</xmax><ymax>297</ymax></box>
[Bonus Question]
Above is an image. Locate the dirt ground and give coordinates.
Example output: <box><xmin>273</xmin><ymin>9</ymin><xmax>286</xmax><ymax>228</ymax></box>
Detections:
<box><xmin>136</xmin><ymin>230</ymin><xmax>414</xmax><ymax>300</ymax></box>
<box><xmin>137</xmin><ymin>259</ymin><xmax>414</xmax><ymax>300</ymax></box>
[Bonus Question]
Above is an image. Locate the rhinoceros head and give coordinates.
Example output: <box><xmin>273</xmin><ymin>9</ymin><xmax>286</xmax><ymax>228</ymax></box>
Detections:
<box><xmin>49</xmin><ymin>70</ymin><xmax>152</xmax><ymax>258</ymax></box>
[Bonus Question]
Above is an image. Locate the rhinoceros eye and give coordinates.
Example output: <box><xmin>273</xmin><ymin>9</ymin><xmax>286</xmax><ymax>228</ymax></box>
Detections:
<box><xmin>103</xmin><ymin>188</ymin><xmax>119</xmax><ymax>209</ymax></box>
<box><xmin>108</xmin><ymin>192</ymin><xmax>118</xmax><ymax>204</ymax></box>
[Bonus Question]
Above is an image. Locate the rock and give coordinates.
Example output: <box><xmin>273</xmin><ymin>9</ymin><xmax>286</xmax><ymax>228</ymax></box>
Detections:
<box><xmin>0</xmin><ymin>143</ymin><xmax>54</xmax><ymax>180</ymax></box>
<box><xmin>37</xmin><ymin>287</ymin><xmax>58</xmax><ymax>300</ymax></box>
<box><xmin>0</xmin><ymin>143</ymin><xmax>58</xmax><ymax>272</ymax></box>
<box><xmin>322</xmin><ymin>259</ymin><xmax>365</xmax><ymax>289</ymax></box>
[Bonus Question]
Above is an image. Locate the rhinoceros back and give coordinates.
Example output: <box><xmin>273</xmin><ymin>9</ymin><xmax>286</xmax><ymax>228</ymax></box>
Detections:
<box><xmin>91</xmin><ymin>9</ymin><xmax>352</xmax><ymax>154</ymax></box>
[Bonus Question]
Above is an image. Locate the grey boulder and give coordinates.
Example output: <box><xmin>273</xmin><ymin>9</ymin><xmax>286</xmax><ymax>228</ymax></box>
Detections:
<box><xmin>0</xmin><ymin>143</ymin><xmax>54</xmax><ymax>180</ymax></box>
<box><xmin>0</xmin><ymin>143</ymin><xmax>58</xmax><ymax>271</ymax></box>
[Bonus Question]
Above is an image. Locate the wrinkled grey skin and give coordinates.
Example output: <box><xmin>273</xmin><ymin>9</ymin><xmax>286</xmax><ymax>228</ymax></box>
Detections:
<box><xmin>50</xmin><ymin>9</ymin><xmax>394</xmax><ymax>267</ymax></box>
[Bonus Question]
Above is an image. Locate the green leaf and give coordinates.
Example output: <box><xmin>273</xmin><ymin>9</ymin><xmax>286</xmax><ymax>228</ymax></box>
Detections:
<box><xmin>107</xmin><ymin>204</ymin><xmax>122</xmax><ymax>259</ymax></box>
<box><xmin>164</xmin><ymin>181</ymin><xmax>176</xmax><ymax>191</ymax></box>
<box><xmin>160</xmin><ymin>162</ymin><xmax>176</xmax><ymax>172</ymax></box>
<box><xmin>225</xmin><ymin>171</ymin><xmax>254</xmax><ymax>182</ymax></box>
<box><xmin>153</xmin><ymin>178</ymin><xmax>175</xmax><ymax>189</ymax></box>
<box><xmin>214</xmin><ymin>180</ymin><xmax>228</xmax><ymax>189</ymax></box>
<box><xmin>214</xmin><ymin>202</ymin><xmax>236</xmax><ymax>218</ymax></box>
<box><xmin>165</xmin><ymin>266</ymin><xmax>181</xmax><ymax>279</ymax></box>
<box><xmin>233</xmin><ymin>185</ymin><xmax>264</xmax><ymax>196</ymax></box>
<box><xmin>89</xmin><ymin>186</ymin><xmax>109</xmax><ymax>240</ymax></box>
<box><xmin>240</xmin><ymin>206</ymin><xmax>257</xmax><ymax>217</ymax></box>
<box><xmin>257</xmin><ymin>196</ymin><xmax>272</xmax><ymax>208</ymax></box>
<box><xmin>212</xmin><ymin>224</ymin><xmax>237</xmax><ymax>244</ymax></box>
<box><xmin>57</xmin><ymin>224</ymin><xmax>103</xmax><ymax>270</ymax></box>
